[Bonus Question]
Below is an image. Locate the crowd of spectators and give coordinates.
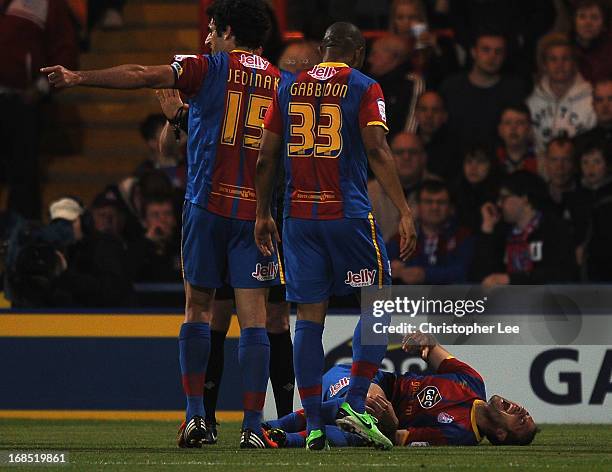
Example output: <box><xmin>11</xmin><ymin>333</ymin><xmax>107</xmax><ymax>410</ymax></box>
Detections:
<box><xmin>2</xmin><ymin>0</ymin><xmax>612</xmax><ymax>308</ymax></box>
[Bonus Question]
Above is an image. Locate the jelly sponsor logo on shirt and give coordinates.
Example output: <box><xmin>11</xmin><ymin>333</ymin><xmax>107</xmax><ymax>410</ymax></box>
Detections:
<box><xmin>239</xmin><ymin>54</ymin><xmax>270</xmax><ymax>70</ymax></box>
<box><xmin>308</xmin><ymin>65</ymin><xmax>339</xmax><ymax>81</ymax></box>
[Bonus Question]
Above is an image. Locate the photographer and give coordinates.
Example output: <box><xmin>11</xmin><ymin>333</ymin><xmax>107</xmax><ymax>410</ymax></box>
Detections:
<box><xmin>7</xmin><ymin>197</ymin><xmax>134</xmax><ymax>307</ymax></box>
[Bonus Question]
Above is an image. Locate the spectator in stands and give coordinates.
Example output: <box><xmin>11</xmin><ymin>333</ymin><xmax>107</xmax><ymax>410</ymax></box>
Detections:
<box><xmin>574</xmin><ymin>78</ymin><xmax>612</xmax><ymax>157</ymax></box>
<box><xmin>571</xmin><ymin>0</ymin><xmax>612</xmax><ymax>85</ymax></box>
<box><xmin>387</xmin><ymin>0</ymin><xmax>459</xmax><ymax>88</ymax></box>
<box><xmin>88</xmin><ymin>0</ymin><xmax>125</xmax><ymax>30</ymax></box>
<box><xmin>8</xmin><ymin>197</ymin><xmax>133</xmax><ymax>307</ymax></box>
<box><xmin>369</xmin><ymin>132</ymin><xmax>439</xmax><ymax>241</ymax></box>
<box><xmin>278</xmin><ymin>40</ymin><xmax>321</xmax><ymax>73</ymax></box>
<box><xmin>527</xmin><ymin>33</ymin><xmax>596</xmax><ymax>156</ymax></box>
<box><xmin>0</xmin><ymin>0</ymin><xmax>78</xmax><ymax>219</ymax></box>
<box><xmin>90</xmin><ymin>192</ymin><xmax>126</xmax><ymax>243</ymax></box>
<box><xmin>440</xmin><ymin>31</ymin><xmax>527</xmax><ymax>154</ymax></box>
<box><xmin>543</xmin><ymin>136</ymin><xmax>595</xmax><ymax>251</ymax></box>
<box><xmin>389</xmin><ymin>180</ymin><xmax>474</xmax><ymax>284</ymax></box>
<box><xmin>496</xmin><ymin>103</ymin><xmax>538</xmax><ymax>175</ymax></box>
<box><xmin>128</xmin><ymin>195</ymin><xmax>181</xmax><ymax>283</ymax></box>
<box><xmin>447</xmin><ymin>0</ymin><xmax>556</xmax><ymax>81</ymax></box>
<box><xmin>472</xmin><ymin>171</ymin><xmax>577</xmax><ymax>285</ymax></box>
<box><xmin>414</xmin><ymin>91</ymin><xmax>457</xmax><ymax>179</ymax></box>
<box><xmin>581</xmin><ymin>142</ymin><xmax>612</xmax><ymax>280</ymax></box>
<box><xmin>452</xmin><ymin>146</ymin><xmax>501</xmax><ymax>233</ymax></box>
<box><xmin>570</xmin><ymin>142</ymin><xmax>612</xmax><ymax>269</ymax></box>
<box><xmin>366</xmin><ymin>34</ymin><xmax>425</xmax><ymax>137</ymax></box>
<box><xmin>136</xmin><ymin>113</ymin><xmax>186</xmax><ymax>189</ymax></box>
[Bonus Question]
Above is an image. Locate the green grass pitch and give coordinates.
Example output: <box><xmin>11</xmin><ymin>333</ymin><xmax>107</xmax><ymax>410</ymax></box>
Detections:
<box><xmin>1</xmin><ymin>420</ymin><xmax>611</xmax><ymax>471</ymax></box>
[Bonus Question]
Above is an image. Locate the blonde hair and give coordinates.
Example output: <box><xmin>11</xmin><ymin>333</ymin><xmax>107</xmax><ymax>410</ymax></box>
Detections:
<box><xmin>389</xmin><ymin>0</ymin><xmax>427</xmax><ymax>33</ymax></box>
<box><xmin>536</xmin><ymin>32</ymin><xmax>576</xmax><ymax>74</ymax></box>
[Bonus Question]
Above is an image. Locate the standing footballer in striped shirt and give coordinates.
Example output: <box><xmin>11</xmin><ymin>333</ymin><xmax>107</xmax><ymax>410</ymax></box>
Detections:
<box><xmin>255</xmin><ymin>22</ymin><xmax>417</xmax><ymax>450</ymax></box>
<box><xmin>43</xmin><ymin>0</ymin><xmax>283</xmax><ymax>449</ymax></box>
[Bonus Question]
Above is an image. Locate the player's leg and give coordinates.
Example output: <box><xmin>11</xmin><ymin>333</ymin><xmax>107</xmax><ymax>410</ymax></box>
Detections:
<box><xmin>294</xmin><ymin>301</ymin><xmax>328</xmax><ymax>449</ymax></box>
<box><xmin>234</xmin><ymin>287</ymin><xmax>270</xmax><ymax>447</ymax></box>
<box><xmin>283</xmin><ymin>217</ymin><xmax>334</xmax><ymax>450</ymax></box>
<box><xmin>266</xmin><ymin>289</ymin><xmax>295</xmax><ymax>417</ymax></box>
<box><xmin>178</xmin><ymin>202</ymin><xmax>227</xmax><ymax>448</ymax></box>
<box><xmin>202</xmin><ymin>288</ymin><xmax>234</xmax><ymax>444</ymax></box>
<box><xmin>327</xmin><ymin>215</ymin><xmax>393</xmax><ymax>449</ymax></box>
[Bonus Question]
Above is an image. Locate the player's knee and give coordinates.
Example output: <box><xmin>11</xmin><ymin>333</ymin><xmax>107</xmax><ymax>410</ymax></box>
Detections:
<box><xmin>266</xmin><ymin>302</ymin><xmax>290</xmax><ymax>333</ymax></box>
<box><xmin>184</xmin><ymin>282</ymin><xmax>214</xmax><ymax>323</ymax></box>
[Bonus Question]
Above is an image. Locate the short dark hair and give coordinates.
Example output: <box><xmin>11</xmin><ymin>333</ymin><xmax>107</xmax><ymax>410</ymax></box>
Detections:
<box><xmin>471</xmin><ymin>28</ymin><xmax>507</xmax><ymax>48</ymax></box>
<box><xmin>139</xmin><ymin>114</ymin><xmax>166</xmax><ymax>141</ymax></box>
<box><xmin>416</xmin><ymin>180</ymin><xmax>451</xmax><ymax>202</ymax></box>
<box><xmin>501</xmin><ymin>102</ymin><xmax>531</xmax><ymax>120</ymax></box>
<box><xmin>501</xmin><ymin>171</ymin><xmax>548</xmax><ymax>210</ymax></box>
<box><xmin>207</xmin><ymin>0</ymin><xmax>270</xmax><ymax>49</ymax></box>
<box><xmin>141</xmin><ymin>195</ymin><xmax>174</xmax><ymax>220</ymax></box>
<box><xmin>487</xmin><ymin>427</ymin><xmax>540</xmax><ymax>446</ymax></box>
<box><xmin>546</xmin><ymin>133</ymin><xmax>575</xmax><ymax>154</ymax></box>
<box><xmin>574</xmin><ymin>0</ymin><xmax>610</xmax><ymax>28</ymax></box>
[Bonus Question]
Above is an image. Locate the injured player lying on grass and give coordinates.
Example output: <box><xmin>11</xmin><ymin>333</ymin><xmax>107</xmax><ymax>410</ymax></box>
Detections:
<box><xmin>262</xmin><ymin>331</ymin><xmax>539</xmax><ymax>447</ymax></box>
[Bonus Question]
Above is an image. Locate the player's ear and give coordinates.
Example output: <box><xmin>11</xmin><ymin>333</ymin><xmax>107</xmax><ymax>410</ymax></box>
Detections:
<box><xmin>222</xmin><ymin>25</ymin><xmax>233</xmax><ymax>41</ymax></box>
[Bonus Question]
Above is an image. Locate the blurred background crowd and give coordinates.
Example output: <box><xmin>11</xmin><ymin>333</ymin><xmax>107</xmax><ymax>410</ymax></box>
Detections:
<box><xmin>1</xmin><ymin>0</ymin><xmax>612</xmax><ymax>308</ymax></box>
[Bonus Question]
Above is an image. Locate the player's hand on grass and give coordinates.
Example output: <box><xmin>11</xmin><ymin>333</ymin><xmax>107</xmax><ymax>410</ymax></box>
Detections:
<box><xmin>366</xmin><ymin>394</ymin><xmax>398</xmax><ymax>436</ymax></box>
<box><xmin>156</xmin><ymin>89</ymin><xmax>187</xmax><ymax>120</ymax></box>
<box><xmin>398</xmin><ymin>213</ymin><xmax>417</xmax><ymax>261</ymax></box>
<box><xmin>254</xmin><ymin>216</ymin><xmax>280</xmax><ymax>257</ymax></box>
<box><xmin>41</xmin><ymin>65</ymin><xmax>80</xmax><ymax>88</ymax></box>
<box><xmin>402</xmin><ymin>331</ymin><xmax>436</xmax><ymax>359</ymax></box>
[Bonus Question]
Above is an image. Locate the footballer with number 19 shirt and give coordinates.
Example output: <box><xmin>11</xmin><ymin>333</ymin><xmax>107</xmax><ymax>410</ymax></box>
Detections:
<box><xmin>255</xmin><ymin>22</ymin><xmax>417</xmax><ymax>450</ymax></box>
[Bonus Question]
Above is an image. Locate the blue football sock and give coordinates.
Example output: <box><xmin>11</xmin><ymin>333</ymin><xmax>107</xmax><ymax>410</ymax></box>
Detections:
<box><xmin>285</xmin><ymin>431</ymin><xmax>307</xmax><ymax>448</ymax></box>
<box><xmin>266</xmin><ymin>409</ymin><xmax>306</xmax><ymax>433</ymax></box>
<box><xmin>294</xmin><ymin>319</ymin><xmax>325</xmax><ymax>433</ymax></box>
<box><xmin>345</xmin><ymin>320</ymin><xmax>387</xmax><ymax>413</ymax></box>
<box><xmin>239</xmin><ymin>327</ymin><xmax>270</xmax><ymax>433</ymax></box>
<box><xmin>179</xmin><ymin>322</ymin><xmax>210</xmax><ymax>421</ymax></box>
<box><xmin>326</xmin><ymin>425</ymin><xmax>368</xmax><ymax>447</ymax></box>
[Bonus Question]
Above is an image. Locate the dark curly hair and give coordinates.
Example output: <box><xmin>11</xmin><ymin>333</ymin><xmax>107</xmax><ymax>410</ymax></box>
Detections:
<box><xmin>207</xmin><ymin>0</ymin><xmax>270</xmax><ymax>49</ymax></box>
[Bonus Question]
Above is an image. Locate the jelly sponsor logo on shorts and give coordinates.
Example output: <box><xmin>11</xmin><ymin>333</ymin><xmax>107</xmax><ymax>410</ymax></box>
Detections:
<box><xmin>252</xmin><ymin>262</ymin><xmax>279</xmax><ymax>281</ymax></box>
<box><xmin>328</xmin><ymin>376</ymin><xmax>350</xmax><ymax>398</ymax></box>
<box><xmin>344</xmin><ymin>268</ymin><xmax>377</xmax><ymax>288</ymax></box>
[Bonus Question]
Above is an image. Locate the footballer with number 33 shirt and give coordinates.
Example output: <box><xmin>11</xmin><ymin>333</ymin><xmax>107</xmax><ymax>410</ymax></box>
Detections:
<box><xmin>255</xmin><ymin>22</ymin><xmax>417</xmax><ymax>450</ymax></box>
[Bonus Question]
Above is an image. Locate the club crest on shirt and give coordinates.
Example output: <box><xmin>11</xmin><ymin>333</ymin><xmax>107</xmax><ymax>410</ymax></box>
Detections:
<box><xmin>344</xmin><ymin>268</ymin><xmax>376</xmax><ymax>287</ymax></box>
<box><xmin>239</xmin><ymin>54</ymin><xmax>270</xmax><ymax>70</ymax></box>
<box><xmin>308</xmin><ymin>65</ymin><xmax>338</xmax><ymax>81</ymax></box>
<box><xmin>417</xmin><ymin>386</ymin><xmax>442</xmax><ymax>409</ymax></box>
<box><xmin>437</xmin><ymin>412</ymin><xmax>454</xmax><ymax>424</ymax></box>
<box><xmin>377</xmin><ymin>99</ymin><xmax>387</xmax><ymax>122</ymax></box>
<box><xmin>252</xmin><ymin>262</ymin><xmax>278</xmax><ymax>281</ymax></box>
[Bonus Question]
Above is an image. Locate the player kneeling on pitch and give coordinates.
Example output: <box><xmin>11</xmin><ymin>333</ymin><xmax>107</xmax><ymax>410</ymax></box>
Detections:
<box><xmin>262</xmin><ymin>332</ymin><xmax>538</xmax><ymax>447</ymax></box>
